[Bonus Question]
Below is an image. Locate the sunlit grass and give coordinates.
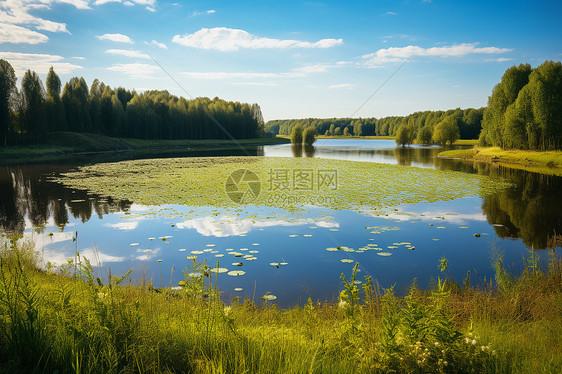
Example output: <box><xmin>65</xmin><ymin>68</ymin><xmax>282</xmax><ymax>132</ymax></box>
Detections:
<box><xmin>438</xmin><ymin>146</ymin><xmax>562</xmax><ymax>176</ymax></box>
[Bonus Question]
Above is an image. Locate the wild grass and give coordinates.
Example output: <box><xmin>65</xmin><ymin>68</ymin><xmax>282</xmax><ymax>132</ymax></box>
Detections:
<box><xmin>1</xmin><ymin>236</ymin><xmax>561</xmax><ymax>373</ymax></box>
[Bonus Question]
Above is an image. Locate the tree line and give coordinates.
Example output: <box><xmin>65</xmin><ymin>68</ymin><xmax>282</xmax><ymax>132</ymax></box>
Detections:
<box><xmin>0</xmin><ymin>60</ymin><xmax>265</xmax><ymax>147</ymax></box>
<box><xmin>479</xmin><ymin>60</ymin><xmax>562</xmax><ymax>150</ymax></box>
<box><xmin>265</xmin><ymin>107</ymin><xmax>484</xmax><ymax>145</ymax></box>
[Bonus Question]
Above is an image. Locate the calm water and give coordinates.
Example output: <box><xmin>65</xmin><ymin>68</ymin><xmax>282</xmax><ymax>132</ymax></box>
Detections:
<box><xmin>1</xmin><ymin>140</ymin><xmax>561</xmax><ymax>306</ymax></box>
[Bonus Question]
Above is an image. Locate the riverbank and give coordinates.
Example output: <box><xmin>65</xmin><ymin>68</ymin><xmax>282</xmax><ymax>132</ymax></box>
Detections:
<box><xmin>438</xmin><ymin>147</ymin><xmax>562</xmax><ymax>176</ymax></box>
<box><xmin>0</xmin><ymin>132</ymin><xmax>290</xmax><ymax>164</ymax></box>
<box><xmin>1</xmin><ymin>237</ymin><xmax>561</xmax><ymax>373</ymax></box>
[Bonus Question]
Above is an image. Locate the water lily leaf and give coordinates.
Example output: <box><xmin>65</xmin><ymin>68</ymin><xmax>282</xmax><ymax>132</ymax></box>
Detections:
<box><xmin>340</xmin><ymin>259</ymin><xmax>353</xmax><ymax>263</ymax></box>
<box><xmin>262</xmin><ymin>294</ymin><xmax>277</xmax><ymax>300</ymax></box>
<box><xmin>377</xmin><ymin>252</ymin><xmax>392</xmax><ymax>257</ymax></box>
<box><xmin>234</xmin><ymin>287</ymin><xmax>243</xmax><ymax>291</ymax></box>
<box><xmin>191</xmin><ymin>250</ymin><xmax>204</xmax><ymax>254</ymax></box>
<box><xmin>209</xmin><ymin>267</ymin><xmax>228</xmax><ymax>274</ymax></box>
<box><xmin>227</xmin><ymin>270</ymin><xmax>246</xmax><ymax>276</ymax></box>
<box><xmin>325</xmin><ymin>247</ymin><xmax>339</xmax><ymax>252</ymax></box>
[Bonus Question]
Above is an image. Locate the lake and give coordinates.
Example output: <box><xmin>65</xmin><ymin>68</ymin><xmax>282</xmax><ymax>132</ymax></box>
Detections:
<box><xmin>1</xmin><ymin>139</ymin><xmax>561</xmax><ymax>306</ymax></box>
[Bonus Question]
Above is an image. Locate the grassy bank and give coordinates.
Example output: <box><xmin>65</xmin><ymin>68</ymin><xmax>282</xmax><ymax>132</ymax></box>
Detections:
<box><xmin>1</xmin><ymin>236</ymin><xmax>561</xmax><ymax>373</ymax></box>
<box><xmin>0</xmin><ymin>132</ymin><xmax>289</xmax><ymax>164</ymax></box>
<box><xmin>438</xmin><ymin>147</ymin><xmax>562</xmax><ymax>176</ymax></box>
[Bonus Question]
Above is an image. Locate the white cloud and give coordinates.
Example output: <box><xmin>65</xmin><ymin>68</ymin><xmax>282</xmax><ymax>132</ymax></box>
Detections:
<box><xmin>0</xmin><ymin>51</ymin><xmax>83</xmax><ymax>76</ymax></box>
<box><xmin>329</xmin><ymin>83</ymin><xmax>354</xmax><ymax>89</ymax></box>
<box><xmin>71</xmin><ymin>56</ymin><xmax>85</xmax><ymax>59</ymax></box>
<box><xmin>107</xmin><ymin>63</ymin><xmax>159</xmax><ymax>78</ymax></box>
<box><xmin>104</xmin><ymin>221</ymin><xmax>140</xmax><ymax>230</ymax></box>
<box><xmin>384</xmin><ymin>11</ymin><xmax>397</xmax><ymax>15</ymax></box>
<box><xmin>0</xmin><ymin>22</ymin><xmax>48</xmax><ymax>44</ymax></box>
<box><xmin>145</xmin><ymin>6</ymin><xmax>155</xmax><ymax>12</ymax></box>
<box><xmin>80</xmin><ymin>248</ymin><xmax>125</xmax><ymax>266</ymax></box>
<box><xmin>175</xmin><ymin>216</ymin><xmax>338</xmax><ymax>237</ymax></box>
<box><xmin>94</xmin><ymin>0</ymin><xmax>121</xmax><ymax>5</ymax></box>
<box><xmin>148</xmin><ymin>40</ymin><xmax>167</xmax><ymax>49</ymax></box>
<box><xmin>172</xmin><ymin>27</ymin><xmax>343</xmax><ymax>51</ymax></box>
<box><xmin>362</xmin><ymin>43</ymin><xmax>512</xmax><ymax>65</ymax></box>
<box><xmin>0</xmin><ymin>0</ymin><xmax>86</xmax><ymax>44</ymax></box>
<box><xmin>96</xmin><ymin>33</ymin><xmax>134</xmax><ymax>43</ymax></box>
<box><xmin>485</xmin><ymin>57</ymin><xmax>514</xmax><ymax>62</ymax></box>
<box><xmin>192</xmin><ymin>9</ymin><xmax>216</xmax><ymax>16</ymax></box>
<box><xmin>94</xmin><ymin>0</ymin><xmax>155</xmax><ymax>8</ymax></box>
<box><xmin>57</xmin><ymin>0</ymin><xmax>91</xmax><ymax>9</ymax></box>
<box><xmin>182</xmin><ymin>63</ymin><xmax>342</xmax><ymax>80</ymax></box>
<box><xmin>106</xmin><ymin>49</ymin><xmax>150</xmax><ymax>59</ymax></box>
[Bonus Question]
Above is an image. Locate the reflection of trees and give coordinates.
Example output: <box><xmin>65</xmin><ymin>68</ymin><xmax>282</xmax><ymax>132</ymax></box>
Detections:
<box><xmin>291</xmin><ymin>144</ymin><xmax>303</xmax><ymax>157</ymax></box>
<box><xmin>481</xmin><ymin>168</ymin><xmax>562</xmax><ymax>249</ymax></box>
<box><xmin>304</xmin><ymin>145</ymin><xmax>316</xmax><ymax>158</ymax></box>
<box><xmin>0</xmin><ymin>165</ymin><xmax>131</xmax><ymax>235</ymax></box>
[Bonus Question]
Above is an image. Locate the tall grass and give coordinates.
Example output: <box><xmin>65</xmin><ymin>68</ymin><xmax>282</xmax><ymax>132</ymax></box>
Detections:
<box><xmin>1</xmin><ymin>236</ymin><xmax>561</xmax><ymax>373</ymax></box>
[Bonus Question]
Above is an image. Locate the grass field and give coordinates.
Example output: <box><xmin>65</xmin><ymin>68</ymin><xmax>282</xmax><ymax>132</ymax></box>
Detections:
<box><xmin>1</xmin><ymin>236</ymin><xmax>561</xmax><ymax>373</ymax></box>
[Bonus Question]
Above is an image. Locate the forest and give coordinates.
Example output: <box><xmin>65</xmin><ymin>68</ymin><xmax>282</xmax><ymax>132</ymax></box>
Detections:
<box><xmin>0</xmin><ymin>60</ymin><xmax>265</xmax><ymax>147</ymax></box>
<box><xmin>479</xmin><ymin>60</ymin><xmax>562</xmax><ymax>150</ymax></box>
<box><xmin>265</xmin><ymin>107</ymin><xmax>484</xmax><ymax>145</ymax></box>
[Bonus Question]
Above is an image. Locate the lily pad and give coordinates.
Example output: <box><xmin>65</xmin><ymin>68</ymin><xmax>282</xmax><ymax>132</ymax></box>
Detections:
<box><xmin>377</xmin><ymin>252</ymin><xmax>392</xmax><ymax>257</ymax></box>
<box><xmin>227</xmin><ymin>270</ymin><xmax>246</xmax><ymax>276</ymax></box>
<box><xmin>234</xmin><ymin>288</ymin><xmax>243</xmax><ymax>291</ymax></box>
<box><xmin>340</xmin><ymin>259</ymin><xmax>354</xmax><ymax>263</ymax></box>
<box><xmin>262</xmin><ymin>294</ymin><xmax>277</xmax><ymax>300</ymax></box>
<box><xmin>209</xmin><ymin>267</ymin><xmax>228</xmax><ymax>274</ymax></box>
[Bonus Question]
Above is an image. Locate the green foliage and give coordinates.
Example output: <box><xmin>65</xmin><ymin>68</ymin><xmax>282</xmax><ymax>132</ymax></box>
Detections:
<box><xmin>0</xmin><ymin>59</ymin><xmax>17</xmax><ymax>146</ymax></box>
<box><xmin>0</xmin><ymin>61</ymin><xmax>266</xmax><ymax>146</ymax></box>
<box><xmin>417</xmin><ymin>125</ymin><xmax>433</xmax><ymax>145</ymax></box>
<box><xmin>433</xmin><ymin>115</ymin><xmax>461</xmax><ymax>145</ymax></box>
<box><xmin>265</xmin><ymin>107</ymin><xmax>483</xmax><ymax>140</ymax></box>
<box><xmin>395</xmin><ymin>124</ymin><xmax>415</xmax><ymax>146</ymax></box>
<box><xmin>303</xmin><ymin>126</ymin><xmax>317</xmax><ymax>145</ymax></box>
<box><xmin>482</xmin><ymin>61</ymin><xmax>562</xmax><ymax>150</ymax></box>
<box><xmin>290</xmin><ymin>124</ymin><xmax>303</xmax><ymax>144</ymax></box>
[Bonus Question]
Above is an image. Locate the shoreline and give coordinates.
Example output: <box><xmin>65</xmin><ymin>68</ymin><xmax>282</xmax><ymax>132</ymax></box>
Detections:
<box><xmin>0</xmin><ymin>132</ymin><xmax>290</xmax><ymax>164</ymax></box>
<box><xmin>437</xmin><ymin>147</ymin><xmax>562</xmax><ymax>176</ymax></box>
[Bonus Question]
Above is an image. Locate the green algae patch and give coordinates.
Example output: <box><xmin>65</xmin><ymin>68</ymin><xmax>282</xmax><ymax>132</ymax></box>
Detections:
<box><xmin>55</xmin><ymin>156</ymin><xmax>510</xmax><ymax>213</ymax></box>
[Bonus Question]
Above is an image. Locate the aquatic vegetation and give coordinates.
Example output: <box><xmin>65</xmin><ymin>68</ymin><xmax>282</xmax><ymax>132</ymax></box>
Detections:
<box><xmin>340</xmin><ymin>259</ymin><xmax>354</xmax><ymax>263</ymax></box>
<box><xmin>227</xmin><ymin>270</ymin><xmax>246</xmax><ymax>276</ymax></box>
<box><xmin>261</xmin><ymin>294</ymin><xmax>277</xmax><ymax>300</ymax></box>
<box><xmin>55</xmin><ymin>157</ymin><xmax>511</xmax><ymax>214</ymax></box>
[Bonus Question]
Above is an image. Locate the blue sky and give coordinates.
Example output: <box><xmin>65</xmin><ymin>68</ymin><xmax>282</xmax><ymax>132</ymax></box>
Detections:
<box><xmin>0</xmin><ymin>0</ymin><xmax>560</xmax><ymax>120</ymax></box>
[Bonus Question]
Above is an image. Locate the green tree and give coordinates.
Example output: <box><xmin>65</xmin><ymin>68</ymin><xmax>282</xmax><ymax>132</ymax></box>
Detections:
<box><xmin>480</xmin><ymin>64</ymin><xmax>532</xmax><ymax>147</ymax></box>
<box><xmin>45</xmin><ymin>66</ymin><xmax>67</xmax><ymax>132</ymax></box>
<box><xmin>303</xmin><ymin>127</ymin><xmax>316</xmax><ymax>145</ymax></box>
<box><xmin>433</xmin><ymin>116</ymin><xmax>460</xmax><ymax>145</ymax></box>
<box><xmin>290</xmin><ymin>125</ymin><xmax>303</xmax><ymax>144</ymax></box>
<box><xmin>343</xmin><ymin>127</ymin><xmax>350</xmax><ymax>137</ymax></box>
<box><xmin>0</xmin><ymin>59</ymin><xmax>17</xmax><ymax>146</ymax></box>
<box><xmin>395</xmin><ymin>125</ymin><xmax>414</xmax><ymax>146</ymax></box>
<box><xmin>416</xmin><ymin>126</ymin><xmax>433</xmax><ymax>145</ymax></box>
<box><xmin>529</xmin><ymin>60</ymin><xmax>562</xmax><ymax>150</ymax></box>
<box><xmin>20</xmin><ymin>70</ymin><xmax>46</xmax><ymax>140</ymax></box>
